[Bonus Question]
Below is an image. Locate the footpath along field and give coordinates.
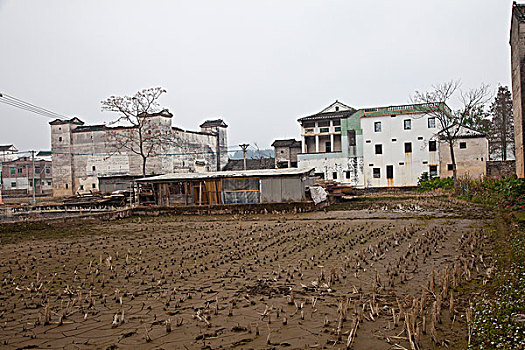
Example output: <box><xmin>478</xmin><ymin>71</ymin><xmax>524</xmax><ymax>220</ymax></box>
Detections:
<box><xmin>0</xmin><ymin>195</ymin><xmax>498</xmax><ymax>349</ymax></box>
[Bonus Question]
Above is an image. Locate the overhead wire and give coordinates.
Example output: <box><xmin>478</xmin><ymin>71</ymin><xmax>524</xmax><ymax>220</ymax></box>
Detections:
<box><xmin>0</xmin><ymin>92</ymin><xmax>256</xmax><ymax>155</ymax></box>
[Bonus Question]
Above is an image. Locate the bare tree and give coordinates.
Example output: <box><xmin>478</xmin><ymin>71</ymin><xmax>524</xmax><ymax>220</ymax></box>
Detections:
<box><xmin>489</xmin><ymin>86</ymin><xmax>514</xmax><ymax>161</ymax></box>
<box><xmin>413</xmin><ymin>81</ymin><xmax>490</xmax><ymax>185</ymax></box>
<box><xmin>101</xmin><ymin>87</ymin><xmax>167</xmax><ymax>177</ymax></box>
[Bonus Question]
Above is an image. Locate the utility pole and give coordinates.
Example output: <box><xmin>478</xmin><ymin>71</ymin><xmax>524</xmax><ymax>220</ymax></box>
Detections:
<box><xmin>30</xmin><ymin>150</ymin><xmax>36</xmax><ymax>205</ymax></box>
<box><xmin>239</xmin><ymin>144</ymin><xmax>249</xmax><ymax>170</ymax></box>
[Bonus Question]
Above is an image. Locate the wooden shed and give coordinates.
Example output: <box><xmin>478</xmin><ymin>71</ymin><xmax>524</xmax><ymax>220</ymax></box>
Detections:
<box><xmin>136</xmin><ymin>168</ymin><xmax>315</xmax><ymax>206</ymax></box>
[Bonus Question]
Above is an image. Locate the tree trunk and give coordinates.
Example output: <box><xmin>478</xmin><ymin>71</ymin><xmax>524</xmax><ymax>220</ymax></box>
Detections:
<box><xmin>142</xmin><ymin>156</ymin><xmax>147</xmax><ymax>177</ymax></box>
<box><xmin>502</xmin><ymin>114</ymin><xmax>507</xmax><ymax>161</ymax></box>
<box><xmin>449</xmin><ymin>141</ymin><xmax>457</xmax><ymax>187</ymax></box>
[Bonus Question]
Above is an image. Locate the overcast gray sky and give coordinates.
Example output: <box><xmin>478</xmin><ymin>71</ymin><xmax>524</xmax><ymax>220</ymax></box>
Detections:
<box><xmin>0</xmin><ymin>0</ymin><xmax>514</xmax><ymax>153</ymax></box>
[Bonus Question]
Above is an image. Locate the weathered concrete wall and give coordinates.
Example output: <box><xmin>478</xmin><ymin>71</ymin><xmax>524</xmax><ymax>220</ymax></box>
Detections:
<box><xmin>275</xmin><ymin>146</ymin><xmax>292</xmax><ymax>167</ymax></box>
<box><xmin>486</xmin><ymin>160</ymin><xmax>516</xmax><ymax>178</ymax></box>
<box><xmin>51</xmin><ymin>122</ymin><xmax>77</xmax><ymax>197</ymax></box>
<box><xmin>510</xmin><ymin>8</ymin><xmax>525</xmax><ymax>178</ymax></box>
<box><xmin>298</xmin><ymin>153</ymin><xmax>364</xmax><ymax>186</ymax></box>
<box><xmin>439</xmin><ymin>137</ymin><xmax>488</xmax><ymax>178</ymax></box>
<box><xmin>51</xmin><ymin>116</ymin><xmax>228</xmax><ymax>196</ymax></box>
<box><xmin>361</xmin><ymin>113</ymin><xmax>439</xmax><ymax>187</ymax></box>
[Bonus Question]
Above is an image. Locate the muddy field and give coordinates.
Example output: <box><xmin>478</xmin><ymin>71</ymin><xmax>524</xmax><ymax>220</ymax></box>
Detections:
<box><xmin>0</xmin><ymin>197</ymin><xmax>491</xmax><ymax>349</ymax></box>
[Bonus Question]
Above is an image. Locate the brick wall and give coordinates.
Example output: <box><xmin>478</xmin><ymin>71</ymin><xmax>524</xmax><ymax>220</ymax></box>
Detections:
<box><xmin>486</xmin><ymin>160</ymin><xmax>517</xmax><ymax>178</ymax></box>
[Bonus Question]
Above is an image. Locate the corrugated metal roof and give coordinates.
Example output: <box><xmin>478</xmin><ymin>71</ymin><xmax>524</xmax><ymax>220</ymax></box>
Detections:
<box><xmin>136</xmin><ymin>167</ymin><xmax>315</xmax><ymax>182</ymax></box>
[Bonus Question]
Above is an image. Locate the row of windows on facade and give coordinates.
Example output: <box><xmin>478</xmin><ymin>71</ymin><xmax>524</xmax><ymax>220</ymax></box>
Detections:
<box><xmin>9</xmin><ymin>166</ymin><xmax>51</xmax><ymax>175</ymax></box>
<box><xmin>10</xmin><ymin>180</ymin><xmax>52</xmax><ymax>187</ymax></box>
<box><xmin>372</xmin><ymin>141</ymin><xmax>468</xmax><ymax>154</ymax></box>
<box><xmin>373</xmin><ymin>117</ymin><xmax>436</xmax><ymax>132</ymax></box>
<box><xmin>319</xmin><ymin>163</ymin><xmax>439</xmax><ymax>181</ymax></box>
<box><xmin>373</xmin><ymin>141</ymin><xmax>437</xmax><ymax>155</ymax></box>
<box><xmin>371</xmin><ymin>165</ymin><xmax>439</xmax><ymax>179</ymax></box>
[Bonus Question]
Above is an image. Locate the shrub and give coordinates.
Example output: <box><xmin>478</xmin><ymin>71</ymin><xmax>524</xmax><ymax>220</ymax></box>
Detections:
<box><xmin>417</xmin><ymin>172</ymin><xmax>454</xmax><ymax>192</ymax></box>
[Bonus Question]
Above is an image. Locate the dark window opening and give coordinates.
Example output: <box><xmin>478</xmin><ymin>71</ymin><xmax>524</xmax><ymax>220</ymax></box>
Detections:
<box><xmin>386</xmin><ymin>165</ymin><xmax>394</xmax><ymax>179</ymax></box>
<box><xmin>373</xmin><ymin>168</ymin><xmax>381</xmax><ymax>178</ymax></box>
<box><xmin>332</xmin><ymin>172</ymin><xmax>337</xmax><ymax>179</ymax></box>
<box><xmin>348</xmin><ymin>130</ymin><xmax>356</xmax><ymax>146</ymax></box>
<box><xmin>399</xmin><ymin>162</ymin><xmax>404</xmax><ymax>165</ymax></box>
<box><xmin>335</xmin><ymin>106</ymin><xmax>339</xmax><ymax>111</ymax></box>
<box><xmin>459</xmin><ymin>142</ymin><xmax>467</xmax><ymax>149</ymax></box>
<box><xmin>429</xmin><ymin>140</ymin><xmax>437</xmax><ymax>152</ymax></box>
<box><xmin>392</xmin><ymin>138</ymin><xmax>397</xmax><ymax>142</ymax></box>
<box><xmin>325</xmin><ymin>142</ymin><xmax>331</xmax><ymax>153</ymax></box>
<box><xmin>428</xmin><ymin>117</ymin><xmax>436</xmax><ymax>128</ymax></box>
<box><xmin>418</xmin><ymin>136</ymin><xmax>423</xmax><ymax>140</ymax></box>
<box><xmin>404</xmin><ymin>142</ymin><xmax>412</xmax><ymax>153</ymax></box>
<box><xmin>375</xmin><ymin>144</ymin><xmax>383</xmax><ymax>154</ymax></box>
<box><xmin>314</xmin><ymin>172</ymin><xmax>325</xmax><ymax>179</ymax></box>
<box><xmin>58</xmin><ymin>137</ymin><xmax>63</xmax><ymax>142</ymax></box>
<box><xmin>79</xmin><ymin>185</ymin><xmax>84</xmax><ymax>190</ymax></box>
<box><xmin>374</xmin><ymin>121</ymin><xmax>382</xmax><ymax>132</ymax></box>
<box><xmin>92</xmin><ymin>183</ymin><xmax>96</xmax><ymax>189</ymax></box>
<box><xmin>447</xmin><ymin>164</ymin><xmax>454</xmax><ymax>171</ymax></box>
<box><xmin>92</xmin><ymin>166</ymin><xmax>96</xmax><ymax>171</ymax></box>
<box><xmin>404</xmin><ymin>119</ymin><xmax>412</xmax><ymax>130</ymax></box>
<box><xmin>345</xmin><ymin>171</ymin><xmax>351</xmax><ymax>179</ymax></box>
<box><xmin>429</xmin><ymin>165</ymin><xmax>438</xmax><ymax>177</ymax></box>
<box><xmin>65</xmin><ymin>183</ymin><xmax>69</xmax><ymax>189</ymax></box>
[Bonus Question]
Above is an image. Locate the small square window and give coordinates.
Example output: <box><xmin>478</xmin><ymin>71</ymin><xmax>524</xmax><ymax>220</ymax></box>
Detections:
<box><xmin>79</xmin><ymin>185</ymin><xmax>84</xmax><ymax>190</ymax></box>
<box><xmin>10</xmin><ymin>167</ymin><xmax>15</xmax><ymax>175</ymax></box>
<box><xmin>374</xmin><ymin>122</ymin><xmax>382</xmax><ymax>132</ymax></box>
<box><xmin>447</xmin><ymin>164</ymin><xmax>454</xmax><ymax>171</ymax></box>
<box><xmin>373</xmin><ymin>168</ymin><xmax>381</xmax><ymax>178</ymax></box>
<box><xmin>429</xmin><ymin>165</ymin><xmax>438</xmax><ymax>177</ymax></box>
<box><xmin>404</xmin><ymin>142</ymin><xmax>412</xmax><ymax>153</ymax></box>
<box><xmin>428</xmin><ymin>117</ymin><xmax>436</xmax><ymax>128</ymax></box>
<box><xmin>17</xmin><ymin>168</ymin><xmax>22</xmax><ymax>174</ymax></box>
<box><xmin>345</xmin><ymin>171</ymin><xmax>351</xmax><ymax>179</ymax></box>
<box><xmin>429</xmin><ymin>141</ymin><xmax>437</xmax><ymax>152</ymax></box>
<box><xmin>404</xmin><ymin>119</ymin><xmax>412</xmax><ymax>130</ymax></box>
<box><xmin>459</xmin><ymin>142</ymin><xmax>467</xmax><ymax>149</ymax></box>
<box><xmin>11</xmin><ymin>182</ymin><xmax>16</xmax><ymax>188</ymax></box>
<box><xmin>375</xmin><ymin>144</ymin><xmax>383</xmax><ymax>154</ymax></box>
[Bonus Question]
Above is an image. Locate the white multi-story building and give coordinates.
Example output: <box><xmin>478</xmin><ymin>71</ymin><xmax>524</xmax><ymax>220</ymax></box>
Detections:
<box><xmin>361</xmin><ymin>104</ymin><xmax>440</xmax><ymax>187</ymax></box>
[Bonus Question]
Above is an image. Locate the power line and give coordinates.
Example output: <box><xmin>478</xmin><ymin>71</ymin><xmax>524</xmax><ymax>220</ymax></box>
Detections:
<box><xmin>0</xmin><ymin>92</ymin><xmax>267</xmax><ymax>153</ymax></box>
<box><xmin>0</xmin><ymin>93</ymin><xmax>67</xmax><ymax>119</ymax></box>
<box><xmin>1</xmin><ymin>93</ymin><xmax>67</xmax><ymax>119</ymax></box>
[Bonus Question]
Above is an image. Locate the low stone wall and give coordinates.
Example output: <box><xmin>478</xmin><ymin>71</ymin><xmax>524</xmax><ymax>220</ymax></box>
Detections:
<box><xmin>486</xmin><ymin>160</ymin><xmax>516</xmax><ymax>178</ymax></box>
<box><xmin>0</xmin><ymin>202</ymin><xmax>316</xmax><ymax>226</ymax></box>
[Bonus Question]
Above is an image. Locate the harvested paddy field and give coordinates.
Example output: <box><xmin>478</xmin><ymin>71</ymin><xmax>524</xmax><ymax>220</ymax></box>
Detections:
<box><xmin>0</xmin><ymin>196</ymin><xmax>491</xmax><ymax>349</ymax></box>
